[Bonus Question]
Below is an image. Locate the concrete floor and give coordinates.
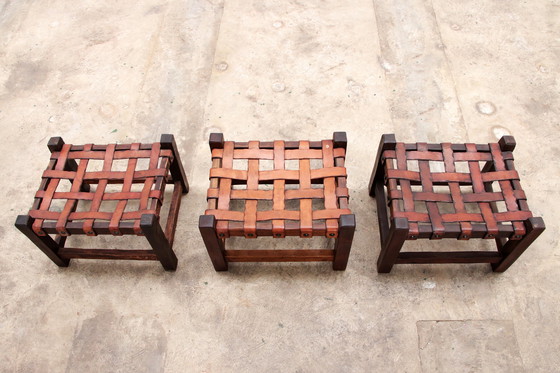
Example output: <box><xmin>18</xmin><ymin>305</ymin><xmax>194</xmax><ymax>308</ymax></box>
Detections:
<box><xmin>1</xmin><ymin>0</ymin><xmax>559</xmax><ymax>371</ymax></box>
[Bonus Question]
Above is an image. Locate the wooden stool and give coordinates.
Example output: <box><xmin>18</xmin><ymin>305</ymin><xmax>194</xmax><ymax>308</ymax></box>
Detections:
<box><xmin>199</xmin><ymin>132</ymin><xmax>356</xmax><ymax>271</ymax></box>
<box><xmin>369</xmin><ymin>134</ymin><xmax>545</xmax><ymax>273</ymax></box>
<box><xmin>15</xmin><ymin>135</ymin><xmax>188</xmax><ymax>271</ymax></box>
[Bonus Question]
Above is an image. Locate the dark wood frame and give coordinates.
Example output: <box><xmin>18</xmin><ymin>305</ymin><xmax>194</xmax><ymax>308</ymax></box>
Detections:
<box><xmin>369</xmin><ymin>134</ymin><xmax>545</xmax><ymax>273</ymax></box>
<box><xmin>199</xmin><ymin>213</ymin><xmax>355</xmax><ymax>271</ymax></box>
<box><xmin>199</xmin><ymin>132</ymin><xmax>356</xmax><ymax>271</ymax></box>
<box><xmin>15</xmin><ymin>134</ymin><xmax>189</xmax><ymax>271</ymax></box>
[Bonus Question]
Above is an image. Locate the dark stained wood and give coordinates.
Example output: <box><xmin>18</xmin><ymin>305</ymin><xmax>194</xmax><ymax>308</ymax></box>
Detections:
<box><xmin>226</xmin><ymin>249</ymin><xmax>334</xmax><ymax>262</ymax></box>
<box><xmin>209</xmin><ymin>133</ymin><xmax>224</xmax><ymax>149</ymax></box>
<box><xmin>492</xmin><ymin>217</ymin><xmax>545</xmax><ymax>272</ymax></box>
<box><xmin>15</xmin><ymin>215</ymin><xmax>69</xmax><ymax>267</ymax></box>
<box><xmin>164</xmin><ymin>181</ymin><xmax>183</xmax><ymax>249</ymax></box>
<box><xmin>397</xmin><ymin>251</ymin><xmax>501</xmax><ymax>264</ymax></box>
<box><xmin>377</xmin><ymin>217</ymin><xmax>409</xmax><ymax>273</ymax></box>
<box><xmin>333</xmin><ymin>214</ymin><xmax>356</xmax><ymax>270</ymax></box>
<box><xmin>369</xmin><ymin>134</ymin><xmax>396</xmax><ymax>197</ymax></box>
<box><xmin>140</xmin><ymin>214</ymin><xmax>177</xmax><ymax>271</ymax></box>
<box><xmin>58</xmin><ymin>248</ymin><xmax>157</xmax><ymax>261</ymax></box>
<box><xmin>199</xmin><ymin>215</ymin><xmax>228</xmax><ymax>271</ymax></box>
<box><xmin>160</xmin><ymin>134</ymin><xmax>189</xmax><ymax>193</ymax></box>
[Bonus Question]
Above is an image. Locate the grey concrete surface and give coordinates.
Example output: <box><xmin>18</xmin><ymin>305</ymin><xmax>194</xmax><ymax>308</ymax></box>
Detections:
<box><xmin>0</xmin><ymin>0</ymin><xmax>559</xmax><ymax>371</ymax></box>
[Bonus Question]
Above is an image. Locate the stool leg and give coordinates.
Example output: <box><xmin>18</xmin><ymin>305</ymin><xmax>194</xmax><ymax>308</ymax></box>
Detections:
<box><xmin>160</xmin><ymin>134</ymin><xmax>189</xmax><ymax>194</ymax></box>
<box><xmin>199</xmin><ymin>215</ymin><xmax>228</xmax><ymax>271</ymax></box>
<box><xmin>140</xmin><ymin>214</ymin><xmax>178</xmax><ymax>271</ymax></box>
<box><xmin>377</xmin><ymin>217</ymin><xmax>409</xmax><ymax>273</ymax></box>
<box><xmin>333</xmin><ymin>214</ymin><xmax>356</xmax><ymax>270</ymax></box>
<box><xmin>15</xmin><ymin>215</ymin><xmax>69</xmax><ymax>267</ymax></box>
<box><xmin>492</xmin><ymin>217</ymin><xmax>545</xmax><ymax>272</ymax></box>
<box><xmin>369</xmin><ymin>134</ymin><xmax>396</xmax><ymax>197</ymax></box>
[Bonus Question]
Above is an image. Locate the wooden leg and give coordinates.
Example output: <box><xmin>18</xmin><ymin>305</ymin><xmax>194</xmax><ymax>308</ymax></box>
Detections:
<box><xmin>140</xmin><ymin>214</ymin><xmax>178</xmax><ymax>271</ymax></box>
<box><xmin>377</xmin><ymin>217</ymin><xmax>409</xmax><ymax>273</ymax></box>
<box><xmin>492</xmin><ymin>217</ymin><xmax>545</xmax><ymax>272</ymax></box>
<box><xmin>15</xmin><ymin>215</ymin><xmax>69</xmax><ymax>267</ymax></box>
<box><xmin>369</xmin><ymin>134</ymin><xmax>396</xmax><ymax>197</ymax></box>
<box><xmin>199</xmin><ymin>215</ymin><xmax>228</xmax><ymax>271</ymax></box>
<box><xmin>333</xmin><ymin>214</ymin><xmax>356</xmax><ymax>270</ymax></box>
<box><xmin>160</xmin><ymin>134</ymin><xmax>189</xmax><ymax>194</ymax></box>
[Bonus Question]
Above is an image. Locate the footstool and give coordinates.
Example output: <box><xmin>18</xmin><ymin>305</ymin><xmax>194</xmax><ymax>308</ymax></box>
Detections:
<box><xmin>15</xmin><ymin>135</ymin><xmax>189</xmax><ymax>271</ymax></box>
<box><xmin>369</xmin><ymin>134</ymin><xmax>544</xmax><ymax>273</ymax></box>
<box><xmin>199</xmin><ymin>132</ymin><xmax>356</xmax><ymax>270</ymax></box>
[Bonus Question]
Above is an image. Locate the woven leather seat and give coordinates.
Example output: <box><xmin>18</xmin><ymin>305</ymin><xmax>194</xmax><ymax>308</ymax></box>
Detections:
<box><xmin>199</xmin><ymin>132</ymin><xmax>356</xmax><ymax>270</ymax></box>
<box><xmin>369</xmin><ymin>134</ymin><xmax>544</xmax><ymax>273</ymax></box>
<box><xmin>15</xmin><ymin>135</ymin><xmax>189</xmax><ymax>270</ymax></box>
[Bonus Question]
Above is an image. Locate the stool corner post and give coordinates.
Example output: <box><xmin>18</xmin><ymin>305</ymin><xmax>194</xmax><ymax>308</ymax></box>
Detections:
<box><xmin>333</xmin><ymin>213</ymin><xmax>356</xmax><ymax>271</ymax></box>
<box><xmin>15</xmin><ymin>214</ymin><xmax>32</xmax><ymax>230</ymax></box>
<box><xmin>160</xmin><ymin>134</ymin><xmax>189</xmax><ymax>194</ymax></box>
<box><xmin>209</xmin><ymin>133</ymin><xmax>224</xmax><ymax>150</ymax></box>
<box><xmin>380</xmin><ymin>134</ymin><xmax>397</xmax><ymax>149</ymax></box>
<box><xmin>492</xmin><ymin>216</ymin><xmax>544</xmax><ymax>273</ymax></box>
<box><xmin>527</xmin><ymin>216</ymin><xmax>545</xmax><ymax>232</ymax></box>
<box><xmin>47</xmin><ymin>137</ymin><xmax>65</xmax><ymax>152</ymax></box>
<box><xmin>369</xmin><ymin>134</ymin><xmax>396</xmax><ymax>197</ymax></box>
<box><xmin>140</xmin><ymin>213</ymin><xmax>177</xmax><ymax>271</ymax></box>
<box><xmin>333</xmin><ymin>131</ymin><xmax>347</xmax><ymax>150</ymax></box>
<box><xmin>15</xmin><ymin>214</ymin><xmax>70</xmax><ymax>267</ymax></box>
<box><xmin>377</xmin><ymin>217</ymin><xmax>409</xmax><ymax>273</ymax></box>
<box><xmin>199</xmin><ymin>214</ymin><xmax>228</xmax><ymax>271</ymax></box>
<box><xmin>498</xmin><ymin>135</ymin><xmax>516</xmax><ymax>152</ymax></box>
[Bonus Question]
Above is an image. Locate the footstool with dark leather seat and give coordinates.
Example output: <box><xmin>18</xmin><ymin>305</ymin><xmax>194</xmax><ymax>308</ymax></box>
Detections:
<box><xmin>15</xmin><ymin>135</ymin><xmax>188</xmax><ymax>271</ymax></box>
<box><xmin>369</xmin><ymin>134</ymin><xmax>544</xmax><ymax>273</ymax></box>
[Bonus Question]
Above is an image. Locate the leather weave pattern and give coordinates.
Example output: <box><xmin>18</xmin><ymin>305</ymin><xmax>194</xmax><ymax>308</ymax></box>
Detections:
<box><xmin>29</xmin><ymin>142</ymin><xmax>174</xmax><ymax>236</ymax></box>
<box><xmin>205</xmin><ymin>139</ymin><xmax>351</xmax><ymax>238</ymax></box>
<box><xmin>383</xmin><ymin>141</ymin><xmax>533</xmax><ymax>240</ymax></box>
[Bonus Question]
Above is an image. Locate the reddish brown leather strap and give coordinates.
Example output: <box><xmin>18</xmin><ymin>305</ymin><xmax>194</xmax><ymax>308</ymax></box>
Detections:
<box><xmin>205</xmin><ymin>137</ymin><xmax>351</xmax><ymax>238</ymax></box>
<box><xmin>28</xmin><ymin>141</ymin><xmax>173</xmax><ymax>236</ymax></box>
<box><xmin>384</xmin><ymin>140</ymin><xmax>532</xmax><ymax>240</ymax></box>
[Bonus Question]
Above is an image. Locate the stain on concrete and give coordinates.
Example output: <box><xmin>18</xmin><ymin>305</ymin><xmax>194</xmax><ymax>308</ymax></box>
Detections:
<box><xmin>271</xmin><ymin>82</ymin><xmax>285</xmax><ymax>92</ymax></box>
<box><xmin>4</xmin><ymin>61</ymin><xmax>49</xmax><ymax>92</ymax></box>
<box><xmin>417</xmin><ymin>320</ymin><xmax>524</xmax><ymax>372</ymax></box>
<box><xmin>476</xmin><ymin>101</ymin><xmax>497</xmax><ymax>115</ymax></box>
<box><xmin>98</xmin><ymin>103</ymin><xmax>117</xmax><ymax>118</ymax></box>
<box><xmin>215</xmin><ymin>61</ymin><xmax>228</xmax><ymax>71</ymax></box>
<box><xmin>524</xmin><ymin>97</ymin><xmax>552</xmax><ymax>116</ymax></box>
<box><xmin>85</xmin><ymin>28</ymin><xmax>115</xmax><ymax>47</ymax></box>
<box><xmin>66</xmin><ymin>311</ymin><xmax>167</xmax><ymax>373</ymax></box>
<box><xmin>491</xmin><ymin>125</ymin><xmax>512</xmax><ymax>139</ymax></box>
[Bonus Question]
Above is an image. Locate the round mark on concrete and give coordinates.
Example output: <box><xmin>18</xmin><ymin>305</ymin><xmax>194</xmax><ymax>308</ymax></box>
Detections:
<box><xmin>215</xmin><ymin>62</ymin><xmax>228</xmax><ymax>71</ymax></box>
<box><xmin>476</xmin><ymin>101</ymin><xmax>496</xmax><ymax>115</ymax></box>
<box><xmin>491</xmin><ymin>125</ymin><xmax>511</xmax><ymax>140</ymax></box>
<box><xmin>422</xmin><ymin>281</ymin><xmax>436</xmax><ymax>289</ymax></box>
<box><xmin>272</xmin><ymin>82</ymin><xmax>285</xmax><ymax>92</ymax></box>
<box><xmin>450</xmin><ymin>24</ymin><xmax>461</xmax><ymax>31</ymax></box>
<box><xmin>99</xmin><ymin>103</ymin><xmax>116</xmax><ymax>118</ymax></box>
<box><xmin>272</xmin><ymin>21</ymin><xmax>284</xmax><ymax>29</ymax></box>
